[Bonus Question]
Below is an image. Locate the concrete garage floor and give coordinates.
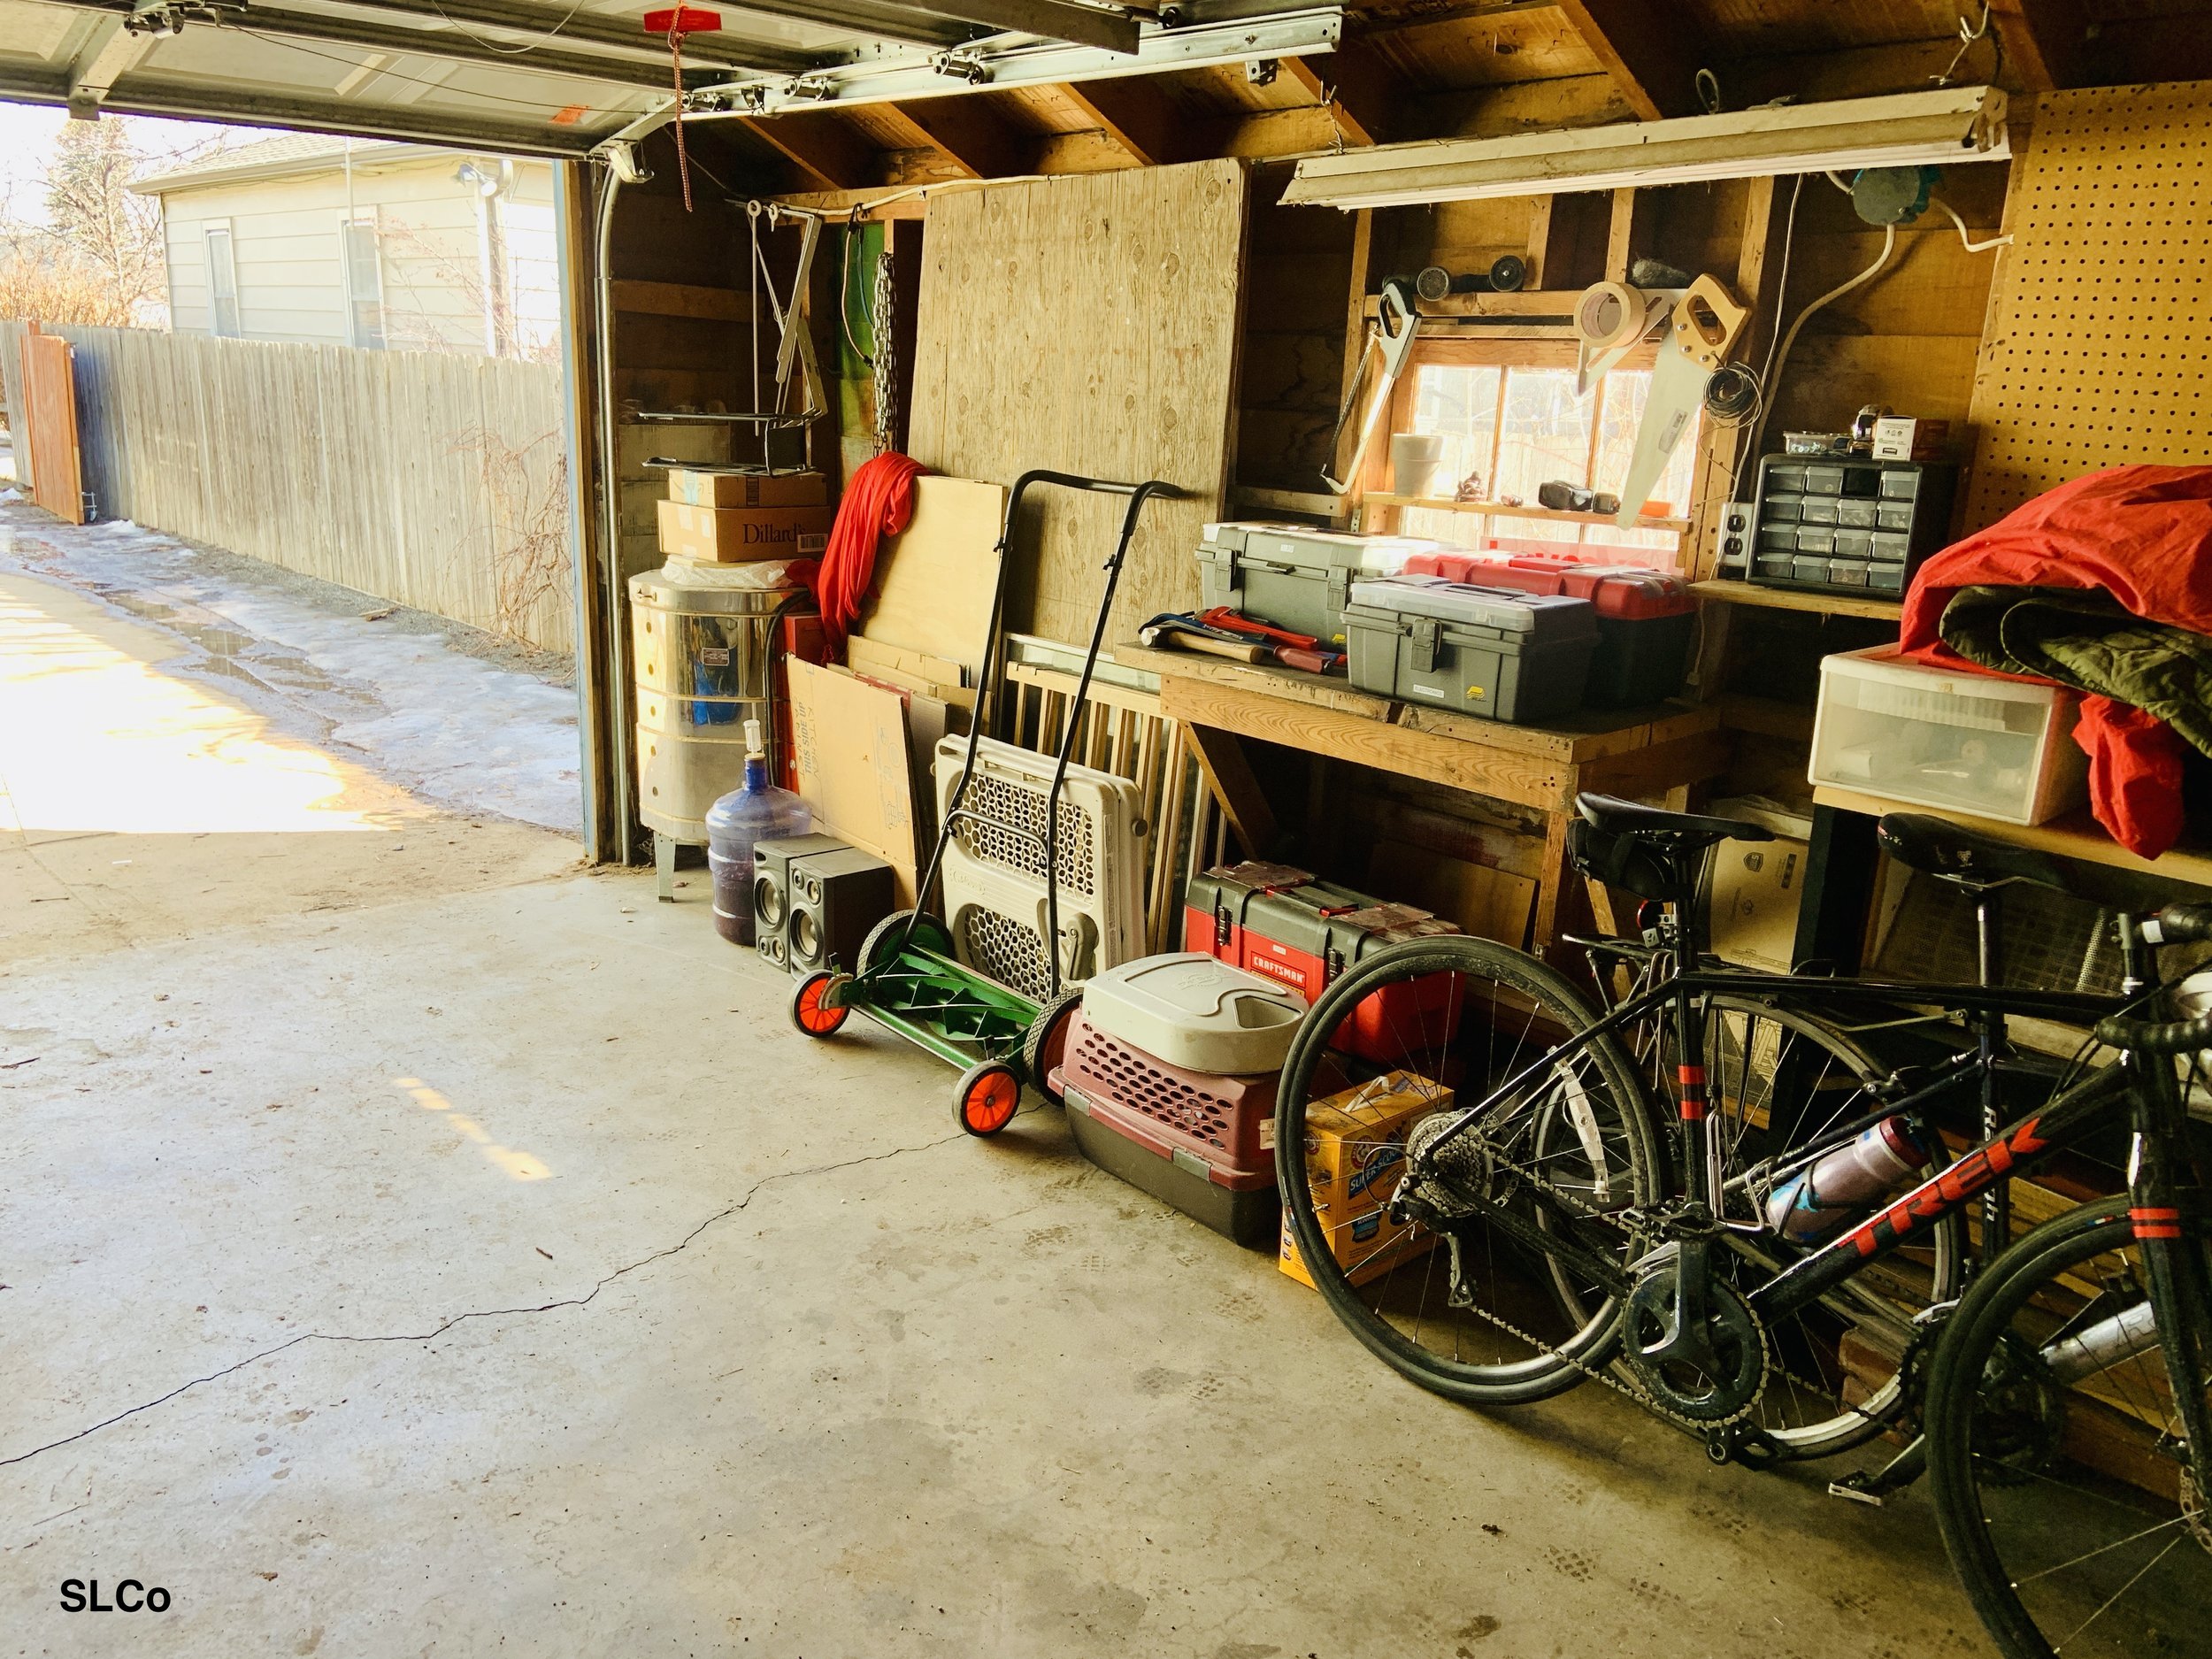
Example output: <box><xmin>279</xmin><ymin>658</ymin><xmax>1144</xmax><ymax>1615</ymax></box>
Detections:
<box><xmin>1</xmin><ymin>545</ymin><xmax>1989</xmax><ymax>1657</ymax></box>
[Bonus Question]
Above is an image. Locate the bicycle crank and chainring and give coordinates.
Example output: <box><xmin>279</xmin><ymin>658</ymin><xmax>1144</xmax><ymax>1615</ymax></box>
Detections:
<box><xmin>1621</xmin><ymin>1259</ymin><xmax>1769</xmax><ymax>1424</ymax></box>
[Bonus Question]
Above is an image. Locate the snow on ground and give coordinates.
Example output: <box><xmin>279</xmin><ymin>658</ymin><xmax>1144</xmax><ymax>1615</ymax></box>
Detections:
<box><xmin>0</xmin><ymin>505</ymin><xmax>582</xmax><ymax>833</ymax></box>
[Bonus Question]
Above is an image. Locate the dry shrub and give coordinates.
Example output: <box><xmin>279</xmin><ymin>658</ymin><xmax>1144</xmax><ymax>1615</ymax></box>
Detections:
<box><xmin>449</xmin><ymin>424</ymin><xmax>572</xmax><ymax>646</ymax></box>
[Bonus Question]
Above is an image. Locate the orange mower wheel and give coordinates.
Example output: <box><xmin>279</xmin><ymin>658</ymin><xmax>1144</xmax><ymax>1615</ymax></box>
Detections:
<box><xmin>790</xmin><ymin>971</ymin><xmax>850</xmax><ymax>1038</ymax></box>
<box><xmin>953</xmin><ymin>1061</ymin><xmax>1022</xmax><ymax>1137</ymax></box>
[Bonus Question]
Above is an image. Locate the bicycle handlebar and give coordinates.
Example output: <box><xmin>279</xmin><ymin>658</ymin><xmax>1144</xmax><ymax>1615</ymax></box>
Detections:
<box><xmin>2095</xmin><ymin>1008</ymin><xmax>2212</xmax><ymax>1055</ymax></box>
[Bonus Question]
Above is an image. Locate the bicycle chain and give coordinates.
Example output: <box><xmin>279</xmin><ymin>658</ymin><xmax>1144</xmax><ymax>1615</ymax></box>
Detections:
<box><xmin>1406</xmin><ymin>1129</ymin><xmax>1816</xmax><ymax>1438</ymax></box>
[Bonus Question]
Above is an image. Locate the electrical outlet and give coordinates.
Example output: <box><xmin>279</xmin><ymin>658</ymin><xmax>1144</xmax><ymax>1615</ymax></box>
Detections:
<box><xmin>1714</xmin><ymin>502</ymin><xmax>1755</xmax><ymax>577</ymax></box>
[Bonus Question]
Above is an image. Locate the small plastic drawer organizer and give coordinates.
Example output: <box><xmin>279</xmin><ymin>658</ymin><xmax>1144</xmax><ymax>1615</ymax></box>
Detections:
<box><xmin>1809</xmin><ymin>646</ymin><xmax>2088</xmax><ymax>826</ymax></box>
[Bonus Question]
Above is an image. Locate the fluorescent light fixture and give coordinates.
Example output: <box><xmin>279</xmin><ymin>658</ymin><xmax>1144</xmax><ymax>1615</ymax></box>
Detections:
<box><xmin>1282</xmin><ymin>87</ymin><xmax>2008</xmax><ymax>210</ymax></box>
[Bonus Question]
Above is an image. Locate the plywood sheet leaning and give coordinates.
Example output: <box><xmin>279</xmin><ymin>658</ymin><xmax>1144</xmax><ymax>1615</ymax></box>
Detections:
<box><xmin>23</xmin><ymin>324</ymin><xmax>85</xmax><ymax>525</ymax></box>
<box><xmin>906</xmin><ymin>160</ymin><xmax>1249</xmax><ymax>647</ymax></box>
<box><xmin>1966</xmin><ymin>81</ymin><xmax>2212</xmax><ymax>528</ymax></box>
<box><xmin>857</xmin><ymin>474</ymin><xmax>1005</xmax><ymax>672</ymax></box>
<box><xmin>787</xmin><ymin>657</ymin><xmax>921</xmax><ymax>906</ymax></box>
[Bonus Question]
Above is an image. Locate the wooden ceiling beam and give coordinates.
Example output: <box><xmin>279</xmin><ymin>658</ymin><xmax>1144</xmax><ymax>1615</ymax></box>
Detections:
<box><xmin>1553</xmin><ymin>0</ymin><xmax>1709</xmax><ymax>120</ymax></box>
<box><xmin>1988</xmin><ymin>0</ymin><xmax>2091</xmax><ymax>93</ymax></box>
<box><xmin>882</xmin><ymin>96</ymin><xmax>1033</xmax><ymax>180</ymax></box>
<box><xmin>741</xmin><ymin>111</ymin><xmax>879</xmax><ymax>193</ymax></box>
<box><xmin>1278</xmin><ymin>49</ymin><xmax>1400</xmax><ymax>148</ymax></box>
<box><xmin>1057</xmin><ymin>77</ymin><xmax>1213</xmax><ymax>167</ymax></box>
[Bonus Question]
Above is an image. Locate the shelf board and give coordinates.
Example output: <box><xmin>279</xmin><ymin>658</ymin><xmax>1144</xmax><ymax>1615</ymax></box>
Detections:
<box><xmin>1812</xmin><ymin>787</ymin><xmax>2212</xmax><ymax>891</ymax></box>
<box><xmin>1692</xmin><ymin>580</ymin><xmax>1902</xmax><ymax>623</ymax></box>
<box><xmin>1361</xmin><ymin>289</ymin><xmax>1582</xmax><ymax>320</ymax></box>
<box><xmin>1367</xmin><ymin>495</ymin><xmax>1690</xmax><ymax>534</ymax></box>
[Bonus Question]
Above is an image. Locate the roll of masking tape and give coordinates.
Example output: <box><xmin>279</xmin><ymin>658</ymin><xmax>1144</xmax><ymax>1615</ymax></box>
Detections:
<box><xmin>1575</xmin><ymin>280</ymin><xmax>1647</xmax><ymax>351</ymax></box>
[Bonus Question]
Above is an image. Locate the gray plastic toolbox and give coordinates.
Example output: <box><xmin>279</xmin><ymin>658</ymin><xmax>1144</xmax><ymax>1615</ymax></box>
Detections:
<box><xmin>1343</xmin><ymin>575</ymin><xmax>1599</xmax><ymax>723</ymax></box>
<box><xmin>1196</xmin><ymin>523</ymin><xmax>1436</xmax><ymax>647</ymax></box>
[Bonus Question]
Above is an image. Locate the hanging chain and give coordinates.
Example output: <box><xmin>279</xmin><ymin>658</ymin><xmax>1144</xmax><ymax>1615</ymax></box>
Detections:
<box><xmin>872</xmin><ymin>238</ymin><xmax>898</xmax><ymax>455</ymax></box>
<box><xmin>665</xmin><ymin>24</ymin><xmax>694</xmax><ymax>212</ymax></box>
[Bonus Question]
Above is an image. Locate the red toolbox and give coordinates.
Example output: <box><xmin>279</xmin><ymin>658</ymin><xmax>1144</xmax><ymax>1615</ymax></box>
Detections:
<box><xmin>1050</xmin><ymin>1009</ymin><xmax>1280</xmax><ymax>1248</ymax></box>
<box><xmin>1400</xmin><ymin>553</ymin><xmax>1693</xmax><ymax>706</ymax></box>
<box><xmin>1181</xmin><ymin>862</ymin><xmax>1463</xmax><ymax>1063</ymax></box>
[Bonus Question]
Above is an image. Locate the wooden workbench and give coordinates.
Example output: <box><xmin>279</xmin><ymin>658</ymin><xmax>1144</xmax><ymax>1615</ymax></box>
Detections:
<box><xmin>1116</xmin><ymin>641</ymin><xmax>1730</xmax><ymax>954</ymax></box>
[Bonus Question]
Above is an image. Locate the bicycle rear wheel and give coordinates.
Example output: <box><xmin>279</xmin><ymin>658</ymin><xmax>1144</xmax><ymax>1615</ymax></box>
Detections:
<box><xmin>1926</xmin><ymin>1197</ymin><xmax>2212</xmax><ymax>1659</ymax></box>
<box><xmin>1274</xmin><ymin>934</ymin><xmax>1659</xmax><ymax>1407</ymax></box>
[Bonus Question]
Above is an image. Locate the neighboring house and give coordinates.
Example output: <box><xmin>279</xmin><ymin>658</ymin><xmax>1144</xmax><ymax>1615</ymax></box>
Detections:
<box><xmin>132</xmin><ymin>134</ymin><xmax>560</xmax><ymax>357</ymax></box>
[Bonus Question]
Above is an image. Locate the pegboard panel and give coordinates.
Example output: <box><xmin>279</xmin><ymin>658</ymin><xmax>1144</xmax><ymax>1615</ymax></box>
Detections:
<box><xmin>1967</xmin><ymin>82</ymin><xmax>2212</xmax><ymax>527</ymax></box>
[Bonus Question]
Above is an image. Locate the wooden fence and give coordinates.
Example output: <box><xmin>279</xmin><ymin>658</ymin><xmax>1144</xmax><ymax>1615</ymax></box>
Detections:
<box><xmin>0</xmin><ymin>322</ymin><xmax>573</xmax><ymax>654</ymax></box>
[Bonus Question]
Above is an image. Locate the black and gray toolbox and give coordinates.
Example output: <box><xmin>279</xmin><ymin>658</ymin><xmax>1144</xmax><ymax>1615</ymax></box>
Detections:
<box><xmin>1342</xmin><ymin>575</ymin><xmax>1600</xmax><ymax>723</ymax></box>
<box><xmin>1196</xmin><ymin>523</ymin><xmax>1440</xmax><ymax>648</ymax></box>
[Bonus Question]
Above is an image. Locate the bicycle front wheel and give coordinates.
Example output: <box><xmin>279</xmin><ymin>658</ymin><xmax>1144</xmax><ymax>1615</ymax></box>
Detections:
<box><xmin>1275</xmin><ymin>934</ymin><xmax>1660</xmax><ymax>1407</ymax></box>
<box><xmin>1926</xmin><ymin>1197</ymin><xmax>2212</xmax><ymax>1659</ymax></box>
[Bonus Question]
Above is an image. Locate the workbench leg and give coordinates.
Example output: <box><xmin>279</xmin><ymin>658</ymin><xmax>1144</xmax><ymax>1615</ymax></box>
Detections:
<box><xmin>1792</xmin><ymin>805</ymin><xmax>1878</xmax><ymax>972</ymax></box>
<box><xmin>656</xmin><ymin>832</ymin><xmax>678</xmax><ymax>903</ymax></box>
<box><xmin>1181</xmin><ymin>721</ymin><xmax>1279</xmax><ymax>863</ymax></box>
<box><xmin>1533</xmin><ymin>809</ymin><xmax>1585</xmax><ymax>963</ymax></box>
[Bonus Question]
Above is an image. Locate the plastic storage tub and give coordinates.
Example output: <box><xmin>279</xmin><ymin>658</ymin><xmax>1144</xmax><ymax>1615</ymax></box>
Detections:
<box><xmin>1196</xmin><ymin>523</ymin><xmax>1441</xmax><ymax>647</ymax></box>
<box><xmin>1182</xmin><ymin>862</ymin><xmax>1462</xmax><ymax>1064</ymax></box>
<box><xmin>1399</xmin><ymin>553</ymin><xmax>1694</xmax><ymax>706</ymax></box>
<box><xmin>1343</xmin><ymin>575</ymin><xmax>1599</xmax><ymax>723</ymax></box>
<box><xmin>1809</xmin><ymin>645</ymin><xmax>2088</xmax><ymax>826</ymax></box>
<box><xmin>1079</xmin><ymin>953</ymin><xmax>1306</xmax><ymax>1075</ymax></box>
<box><xmin>1052</xmin><ymin>1010</ymin><xmax>1280</xmax><ymax>1248</ymax></box>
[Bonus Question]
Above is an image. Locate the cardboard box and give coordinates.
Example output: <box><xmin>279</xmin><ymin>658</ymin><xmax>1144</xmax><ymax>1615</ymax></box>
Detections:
<box><xmin>657</xmin><ymin>497</ymin><xmax>832</xmax><ymax>563</ymax></box>
<box><xmin>1279</xmin><ymin>1071</ymin><xmax>1445</xmax><ymax>1290</ymax></box>
<box><xmin>1707</xmin><ymin>835</ymin><xmax>1809</xmax><ymax>972</ymax></box>
<box><xmin>666</xmin><ymin>467</ymin><xmax>828</xmax><ymax>509</ymax></box>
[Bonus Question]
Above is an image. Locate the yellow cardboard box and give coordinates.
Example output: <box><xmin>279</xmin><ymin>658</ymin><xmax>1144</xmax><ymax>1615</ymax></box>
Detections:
<box><xmin>657</xmin><ymin>497</ymin><xmax>832</xmax><ymax>562</ymax></box>
<box><xmin>1279</xmin><ymin>1071</ymin><xmax>1447</xmax><ymax>1290</ymax></box>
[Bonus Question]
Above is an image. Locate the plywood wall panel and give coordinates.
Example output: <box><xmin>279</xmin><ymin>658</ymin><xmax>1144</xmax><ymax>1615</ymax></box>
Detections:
<box><xmin>908</xmin><ymin>160</ymin><xmax>1248</xmax><ymax>646</ymax></box>
<box><xmin>1966</xmin><ymin>82</ymin><xmax>2212</xmax><ymax>527</ymax></box>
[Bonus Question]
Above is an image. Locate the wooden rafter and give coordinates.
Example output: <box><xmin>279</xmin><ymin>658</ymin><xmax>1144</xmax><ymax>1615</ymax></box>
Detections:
<box><xmin>882</xmin><ymin>96</ymin><xmax>1033</xmax><ymax>180</ymax></box>
<box><xmin>742</xmin><ymin>111</ymin><xmax>878</xmax><ymax>192</ymax></box>
<box><xmin>1278</xmin><ymin>50</ymin><xmax>1397</xmax><ymax>148</ymax></box>
<box><xmin>1553</xmin><ymin>0</ymin><xmax>1709</xmax><ymax>121</ymax></box>
<box><xmin>1988</xmin><ymin>0</ymin><xmax>2090</xmax><ymax>93</ymax></box>
<box><xmin>1057</xmin><ymin>77</ymin><xmax>1212</xmax><ymax>167</ymax></box>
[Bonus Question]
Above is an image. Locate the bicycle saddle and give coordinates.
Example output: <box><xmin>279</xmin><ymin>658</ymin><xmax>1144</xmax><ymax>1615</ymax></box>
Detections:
<box><xmin>1575</xmin><ymin>793</ymin><xmax>1776</xmax><ymax>848</ymax></box>
<box><xmin>1875</xmin><ymin>813</ymin><xmax>2073</xmax><ymax>894</ymax></box>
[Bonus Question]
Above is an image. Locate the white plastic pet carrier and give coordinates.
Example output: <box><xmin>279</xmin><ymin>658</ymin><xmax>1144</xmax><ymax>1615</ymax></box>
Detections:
<box><xmin>933</xmin><ymin>734</ymin><xmax>1148</xmax><ymax>1000</ymax></box>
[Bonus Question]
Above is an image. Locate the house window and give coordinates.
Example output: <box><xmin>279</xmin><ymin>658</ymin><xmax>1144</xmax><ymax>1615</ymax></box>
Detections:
<box><xmin>342</xmin><ymin>217</ymin><xmax>386</xmax><ymax>350</ymax></box>
<box><xmin>205</xmin><ymin>226</ymin><xmax>240</xmax><ymax>338</ymax></box>
<box><xmin>1394</xmin><ymin>346</ymin><xmax>1701</xmax><ymax>558</ymax></box>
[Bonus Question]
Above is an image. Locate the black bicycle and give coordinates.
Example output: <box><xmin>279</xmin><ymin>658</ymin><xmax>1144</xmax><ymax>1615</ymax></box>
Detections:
<box><xmin>1274</xmin><ymin>793</ymin><xmax>2210</xmax><ymax>1657</ymax></box>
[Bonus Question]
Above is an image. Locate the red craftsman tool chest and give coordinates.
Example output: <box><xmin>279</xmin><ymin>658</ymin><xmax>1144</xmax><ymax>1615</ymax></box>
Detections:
<box><xmin>1051</xmin><ymin>1008</ymin><xmax>1281</xmax><ymax>1247</ymax></box>
<box><xmin>1180</xmin><ymin>862</ymin><xmax>1462</xmax><ymax>1062</ymax></box>
<box><xmin>1402</xmin><ymin>552</ymin><xmax>1694</xmax><ymax>706</ymax></box>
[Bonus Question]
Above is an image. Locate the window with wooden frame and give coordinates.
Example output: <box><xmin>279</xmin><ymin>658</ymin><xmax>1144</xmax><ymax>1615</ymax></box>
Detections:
<box><xmin>1372</xmin><ymin>336</ymin><xmax>1699</xmax><ymax>563</ymax></box>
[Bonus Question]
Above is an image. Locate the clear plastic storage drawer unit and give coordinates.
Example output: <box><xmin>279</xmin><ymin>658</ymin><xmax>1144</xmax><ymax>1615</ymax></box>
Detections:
<box><xmin>1808</xmin><ymin>646</ymin><xmax>2088</xmax><ymax>826</ymax></box>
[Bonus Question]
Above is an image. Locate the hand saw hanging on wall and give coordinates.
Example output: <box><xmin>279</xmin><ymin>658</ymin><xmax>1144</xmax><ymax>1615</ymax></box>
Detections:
<box><xmin>1575</xmin><ymin>273</ymin><xmax>1748</xmax><ymax>529</ymax></box>
<box><xmin>1323</xmin><ymin>278</ymin><xmax>1419</xmax><ymax>495</ymax></box>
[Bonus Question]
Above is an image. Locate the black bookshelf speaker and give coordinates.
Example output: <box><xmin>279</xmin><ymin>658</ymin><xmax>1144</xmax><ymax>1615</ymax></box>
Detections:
<box><xmin>753</xmin><ymin>833</ymin><xmax>844</xmax><ymax>969</ymax></box>
<box><xmin>787</xmin><ymin>848</ymin><xmax>896</xmax><ymax>975</ymax></box>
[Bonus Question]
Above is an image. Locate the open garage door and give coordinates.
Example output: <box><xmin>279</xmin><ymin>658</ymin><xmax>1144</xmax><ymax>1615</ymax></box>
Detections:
<box><xmin>0</xmin><ymin>0</ymin><xmax>1156</xmax><ymax>155</ymax></box>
